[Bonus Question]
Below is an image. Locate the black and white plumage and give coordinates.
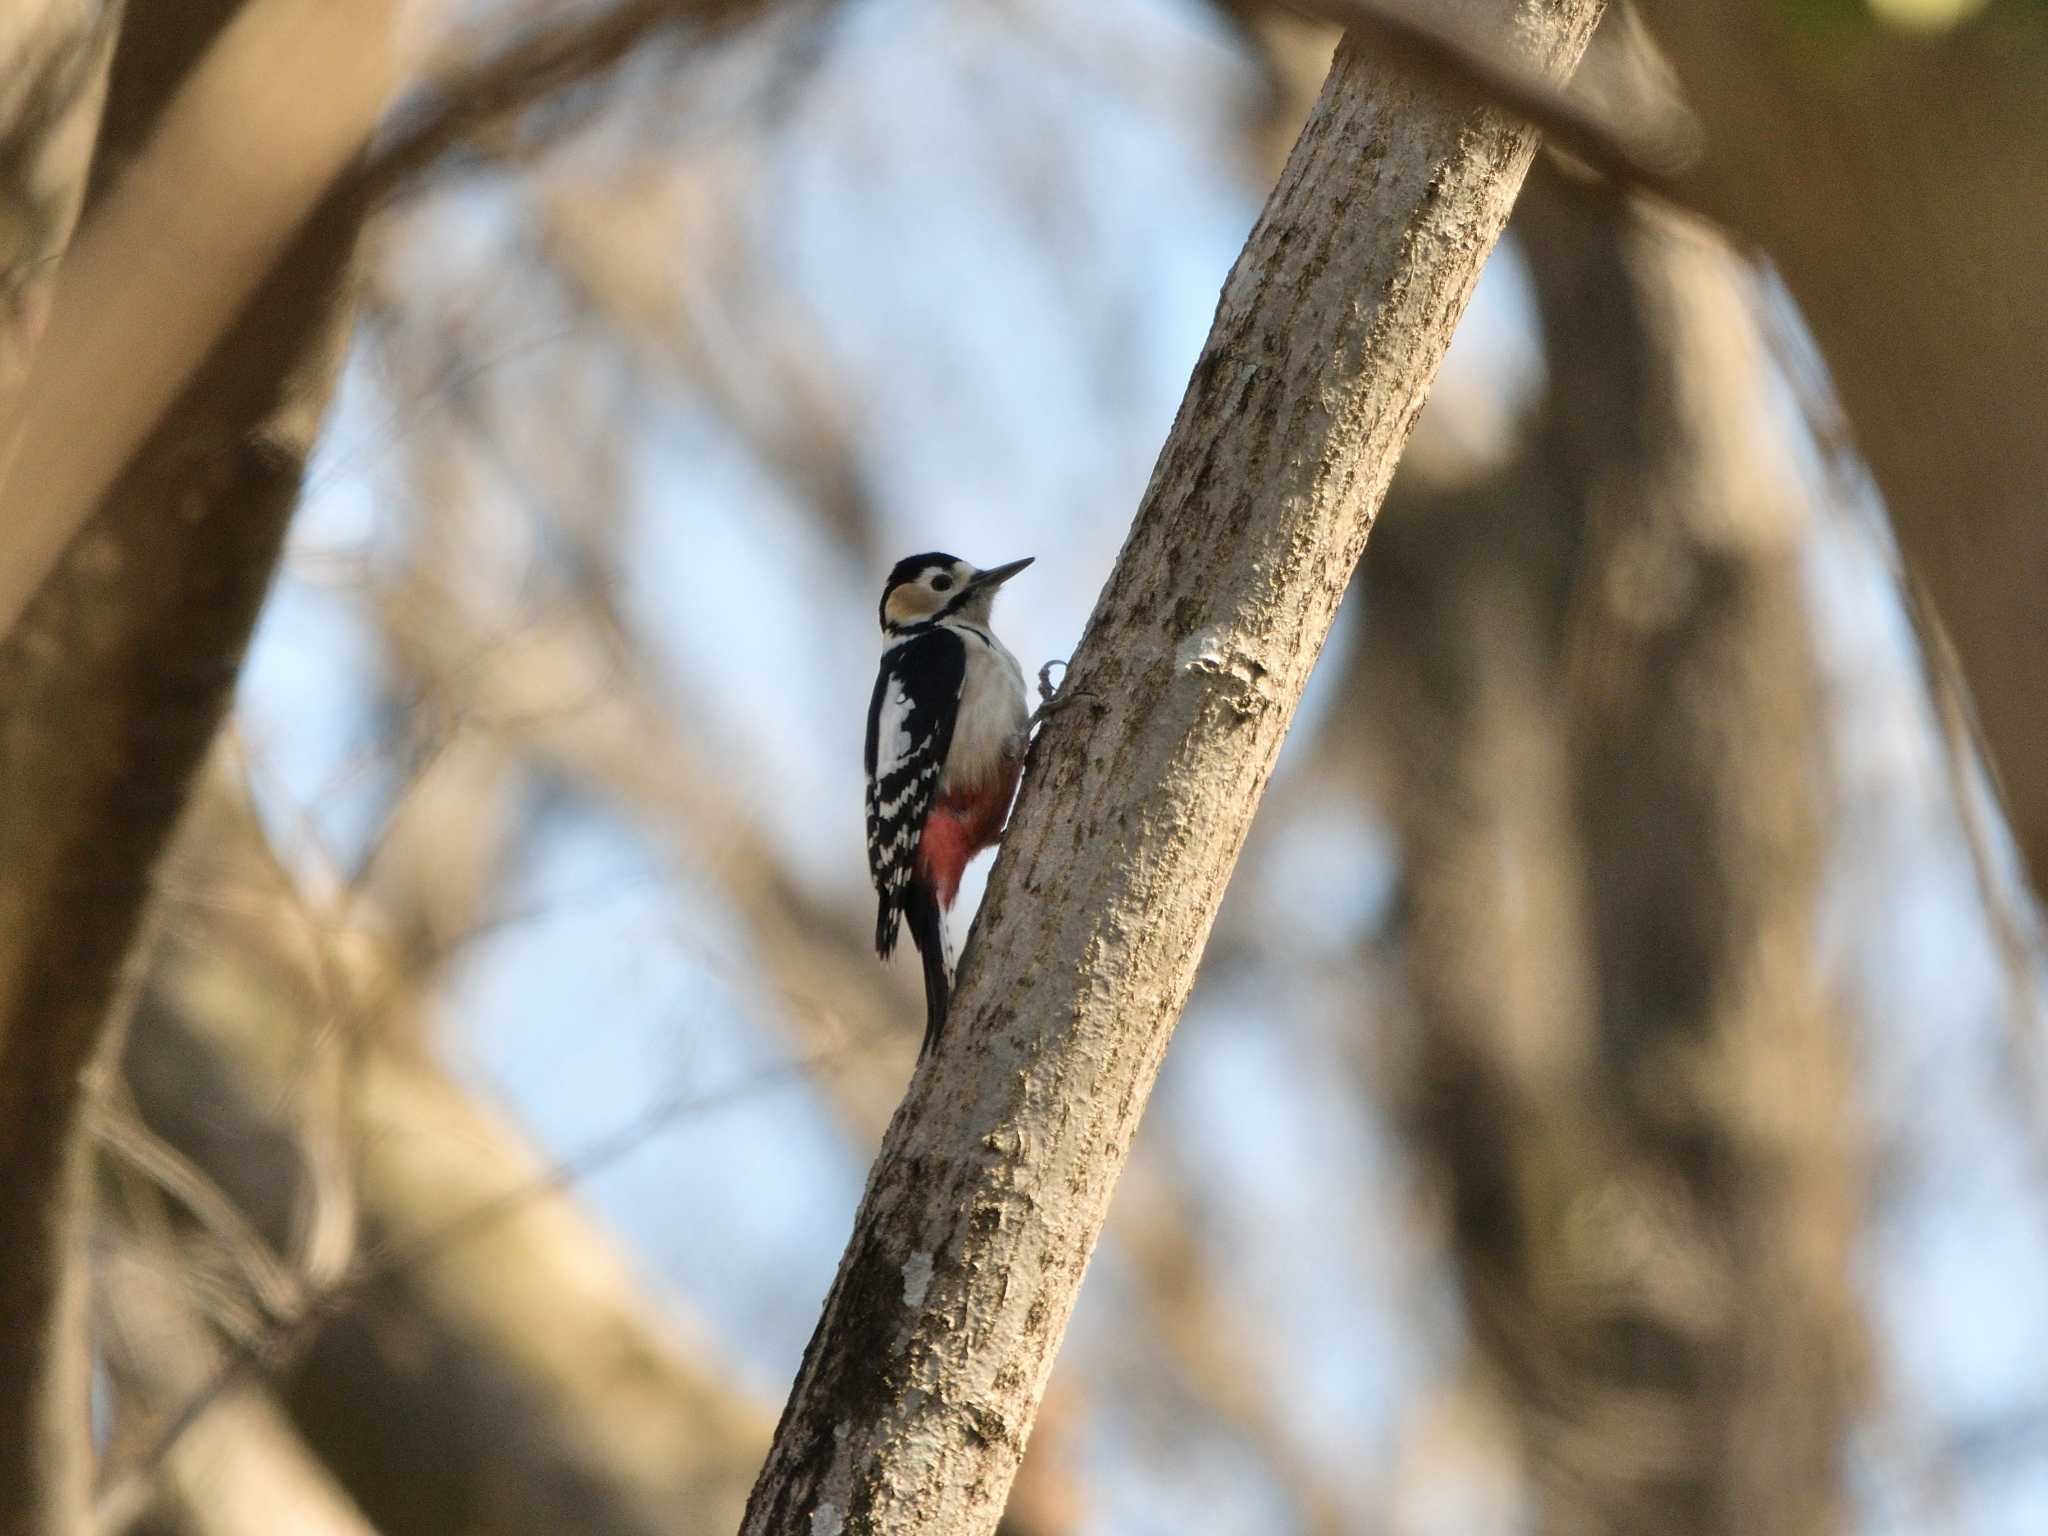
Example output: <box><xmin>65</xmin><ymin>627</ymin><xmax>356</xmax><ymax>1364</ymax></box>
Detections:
<box><xmin>866</xmin><ymin>627</ymin><xmax>960</xmax><ymax>956</ymax></box>
<box><xmin>864</xmin><ymin>552</ymin><xmax>1033</xmax><ymax>1057</ymax></box>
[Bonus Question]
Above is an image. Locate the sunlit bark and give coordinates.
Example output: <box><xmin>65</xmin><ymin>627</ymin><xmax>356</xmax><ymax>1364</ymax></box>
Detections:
<box><xmin>740</xmin><ymin>6</ymin><xmax>1607</xmax><ymax>1531</ymax></box>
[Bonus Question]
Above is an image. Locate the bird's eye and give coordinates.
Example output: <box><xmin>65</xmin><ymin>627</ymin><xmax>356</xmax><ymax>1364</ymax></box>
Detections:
<box><xmin>931</xmin><ymin>575</ymin><xmax>954</xmax><ymax>592</ymax></box>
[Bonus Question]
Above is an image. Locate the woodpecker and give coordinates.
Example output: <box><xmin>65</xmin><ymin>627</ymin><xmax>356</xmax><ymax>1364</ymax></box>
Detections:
<box><xmin>865</xmin><ymin>552</ymin><xmax>1033</xmax><ymax>1057</ymax></box>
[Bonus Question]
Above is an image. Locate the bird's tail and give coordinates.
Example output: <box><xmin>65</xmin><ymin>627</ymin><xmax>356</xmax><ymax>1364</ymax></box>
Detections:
<box><xmin>903</xmin><ymin>883</ymin><xmax>951</xmax><ymax>1058</ymax></box>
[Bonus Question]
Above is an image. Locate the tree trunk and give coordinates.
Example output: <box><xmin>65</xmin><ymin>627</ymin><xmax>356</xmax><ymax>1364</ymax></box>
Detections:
<box><xmin>739</xmin><ymin>6</ymin><xmax>1606</xmax><ymax>1531</ymax></box>
<box><xmin>0</xmin><ymin>3</ymin><xmax>396</xmax><ymax>1525</ymax></box>
<box><xmin>1367</xmin><ymin>184</ymin><xmax>1861</xmax><ymax>1535</ymax></box>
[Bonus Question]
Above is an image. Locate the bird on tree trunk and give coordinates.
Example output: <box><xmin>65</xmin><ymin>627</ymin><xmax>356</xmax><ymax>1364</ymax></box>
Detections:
<box><xmin>864</xmin><ymin>552</ymin><xmax>1033</xmax><ymax>1057</ymax></box>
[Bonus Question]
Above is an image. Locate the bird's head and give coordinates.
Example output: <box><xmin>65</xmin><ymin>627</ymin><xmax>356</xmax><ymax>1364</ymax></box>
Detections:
<box><xmin>878</xmin><ymin>552</ymin><xmax>1033</xmax><ymax>636</ymax></box>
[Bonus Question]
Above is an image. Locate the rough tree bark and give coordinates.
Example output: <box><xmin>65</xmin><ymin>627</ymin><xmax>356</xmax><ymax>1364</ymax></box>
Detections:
<box><xmin>0</xmin><ymin>2</ymin><xmax>399</xmax><ymax>1528</ymax></box>
<box><xmin>739</xmin><ymin>5</ymin><xmax>1607</xmax><ymax>1531</ymax></box>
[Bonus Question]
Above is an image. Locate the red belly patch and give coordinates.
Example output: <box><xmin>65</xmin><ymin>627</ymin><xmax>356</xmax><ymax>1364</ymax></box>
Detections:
<box><xmin>916</xmin><ymin>766</ymin><xmax>1021</xmax><ymax>908</ymax></box>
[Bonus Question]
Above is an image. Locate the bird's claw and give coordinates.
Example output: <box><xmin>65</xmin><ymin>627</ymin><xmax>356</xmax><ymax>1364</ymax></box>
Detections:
<box><xmin>1029</xmin><ymin>658</ymin><xmax>1099</xmax><ymax>730</ymax></box>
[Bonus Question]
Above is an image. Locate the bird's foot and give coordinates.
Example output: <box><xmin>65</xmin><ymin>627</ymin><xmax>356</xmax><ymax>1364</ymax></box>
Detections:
<box><xmin>1030</xmin><ymin>659</ymin><xmax>1099</xmax><ymax>730</ymax></box>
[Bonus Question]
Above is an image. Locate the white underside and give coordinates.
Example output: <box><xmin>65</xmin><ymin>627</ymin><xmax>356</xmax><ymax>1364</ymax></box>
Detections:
<box><xmin>943</xmin><ymin>620</ymin><xmax>1028</xmax><ymax>791</ymax></box>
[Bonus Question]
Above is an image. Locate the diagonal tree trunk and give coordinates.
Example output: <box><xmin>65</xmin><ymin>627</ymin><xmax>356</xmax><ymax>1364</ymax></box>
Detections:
<box><xmin>739</xmin><ymin>6</ymin><xmax>1607</xmax><ymax>1532</ymax></box>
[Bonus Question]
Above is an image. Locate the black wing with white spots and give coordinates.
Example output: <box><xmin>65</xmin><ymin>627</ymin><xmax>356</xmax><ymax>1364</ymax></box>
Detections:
<box><xmin>865</xmin><ymin>628</ymin><xmax>965</xmax><ymax>957</ymax></box>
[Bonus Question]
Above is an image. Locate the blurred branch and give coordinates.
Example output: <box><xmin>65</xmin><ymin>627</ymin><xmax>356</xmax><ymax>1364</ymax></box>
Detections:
<box><xmin>1114</xmin><ymin>1153</ymin><xmax>1353</xmax><ymax>1535</ymax></box>
<box><xmin>1318</xmin><ymin>0</ymin><xmax>1697</xmax><ymax>192</ymax></box>
<box><xmin>0</xmin><ymin>0</ymin><xmax>836</xmax><ymax>645</ymax></box>
<box><xmin>1195</xmin><ymin>0</ymin><xmax>1340</xmax><ymax>178</ymax></box>
<box><xmin>94</xmin><ymin>1097</ymin><xmax>305</xmax><ymax>1331</ymax></box>
<box><xmin>0</xmin><ymin>0</ymin><xmax>122</xmax><ymax>487</ymax></box>
<box><xmin>0</xmin><ymin>5</ymin><xmax>389</xmax><ymax>1525</ymax></box>
<box><xmin>377</xmin><ymin>574</ymin><xmax>923</xmax><ymax>1124</ymax></box>
<box><xmin>1907</xmin><ymin>571</ymin><xmax>2048</xmax><ymax>1172</ymax></box>
<box><xmin>536</xmin><ymin>168</ymin><xmax>884</xmax><ymax>562</ymax></box>
<box><xmin>105</xmin><ymin>773</ymin><xmax>779</xmax><ymax>1536</ymax></box>
<box><xmin>1773</xmin><ymin>299</ymin><xmax>2048</xmax><ymax>1197</ymax></box>
<box><xmin>740</xmin><ymin>6</ymin><xmax>1604</xmax><ymax>1531</ymax></box>
<box><xmin>1548</xmin><ymin>199</ymin><xmax>1859</xmax><ymax>1535</ymax></box>
<box><xmin>0</xmin><ymin>0</ymin><xmax>403</xmax><ymax>641</ymax></box>
<box><xmin>1629</xmin><ymin>0</ymin><xmax>2048</xmax><ymax>893</ymax></box>
<box><xmin>362</xmin><ymin>0</ymin><xmax>822</xmax><ymax>196</ymax></box>
<box><xmin>1366</xmin><ymin>181</ymin><xmax>1863</xmax><ymax>1534</ymax></box>
<box><xmin>1198</xmin><ymin>0</ymin><xmax>1700</xmax><ymax>203</ymax></box>
<box><xmin>96</xmin><ymin>1228</ymin><xmax>378</xmax><ymax>1536</ymax></box>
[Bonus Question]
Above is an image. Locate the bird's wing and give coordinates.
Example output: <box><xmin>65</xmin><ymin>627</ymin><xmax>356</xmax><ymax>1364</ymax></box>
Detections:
<box><xmin>865</xmin><ymin>629</ymin><xmax>965</xmax><ymax>957</ymax></box>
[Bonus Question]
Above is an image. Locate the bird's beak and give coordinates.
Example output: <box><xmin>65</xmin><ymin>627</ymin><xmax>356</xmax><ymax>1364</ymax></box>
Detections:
<box><xmin>967</xmin><ymin>557</ymin><xmax>1034</xmax><ymax>593</ymax></box>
